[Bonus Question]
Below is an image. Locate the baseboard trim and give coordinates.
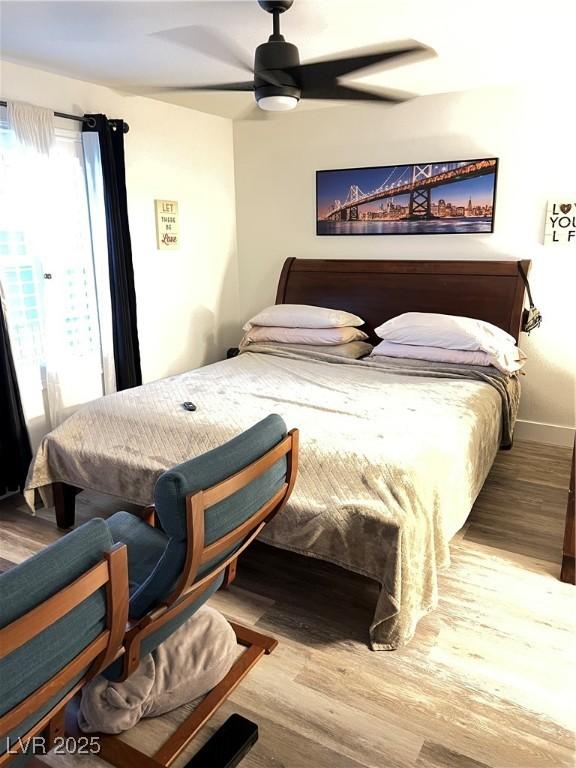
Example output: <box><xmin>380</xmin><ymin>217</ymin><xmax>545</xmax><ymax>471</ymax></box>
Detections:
<box><xmin>515</xmin><ymin>419</ymin><xmax>575</xmax><ymax>447</ymax></box>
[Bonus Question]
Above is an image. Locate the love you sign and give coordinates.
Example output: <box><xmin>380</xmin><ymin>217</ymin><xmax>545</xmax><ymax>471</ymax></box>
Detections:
<box><xmin>544</xmin><ymin>201</ymin><xmax>575</xmax><ymax>246</ymax></box>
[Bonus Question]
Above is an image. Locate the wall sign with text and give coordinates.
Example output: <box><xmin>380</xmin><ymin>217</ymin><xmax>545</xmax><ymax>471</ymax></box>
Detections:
<box><xmin>155</xmin><ymin>200</ymin><xmax>179</xmax><ymax>250</ymax></box>
<box><xmin>544</xmin><ymin>201</ymin><xmax>575</xmax><ymax>246</ymax></box>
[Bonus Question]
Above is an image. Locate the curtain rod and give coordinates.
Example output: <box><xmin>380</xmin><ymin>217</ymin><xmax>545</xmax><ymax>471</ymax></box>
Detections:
<box><xmin>0</xmin><ymin>101</ymin><xmax>129</xmax><ymax>133</ymax></box>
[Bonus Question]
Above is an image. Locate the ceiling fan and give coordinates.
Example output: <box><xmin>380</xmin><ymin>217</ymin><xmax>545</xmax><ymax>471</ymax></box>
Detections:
<box><xmin>153</xmin><ymin>0</ymin><xmax>434</xmax><ymax>113</ymax></box>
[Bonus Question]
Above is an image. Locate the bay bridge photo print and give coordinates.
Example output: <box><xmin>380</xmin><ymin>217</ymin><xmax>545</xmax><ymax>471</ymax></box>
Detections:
<box><xmin>316</xmin><ymin>158</ymin><xmax>498</xmax><ymax>236</ymax></box>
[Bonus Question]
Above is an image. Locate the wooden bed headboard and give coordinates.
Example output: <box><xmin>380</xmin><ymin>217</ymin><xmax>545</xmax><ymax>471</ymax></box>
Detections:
<box><xmin>276</xmin><ymin>258</ymin><xmax>530</xmax><ymax>343</ymax></box>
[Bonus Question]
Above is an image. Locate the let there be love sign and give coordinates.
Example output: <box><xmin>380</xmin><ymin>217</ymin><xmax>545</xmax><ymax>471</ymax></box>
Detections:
<box><xmin>544</xmin><ymin>201</ymin><xmax>575</xmax><ymax>246</ymax></box>
<box><xmin>155</xmin><ymin>200</ymin><xmax>179</xmax><ymax>250</ymax></box>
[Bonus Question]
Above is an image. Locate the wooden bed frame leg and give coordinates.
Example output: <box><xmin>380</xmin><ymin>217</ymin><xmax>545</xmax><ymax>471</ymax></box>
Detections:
<box><xmin>560</xmin><ymin>554</ymin><xmax>575</xmax><ymax>585</ymax></box>
<box><xmin>560</xmin><ymin>440</ymin><xmax>575</xmax><ymax>585</ymax></box>
<box><xmin>53</xmin><ymin>483</ymin><xmax>80</xmax><ymax>530</ymax></box>
<box><xmin>222</xmin><ymin>558</ymin><xmax>238</xmax><ymax>589</ymax></box>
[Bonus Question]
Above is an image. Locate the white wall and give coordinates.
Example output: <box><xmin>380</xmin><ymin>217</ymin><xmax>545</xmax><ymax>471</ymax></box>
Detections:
<box><xmin>2</xmin><ymin>60</ymin><xmax>573</xmax><ymax>444</ymax></box>
<box><xmin>0</xmin><ymin>59</ymin><xmax>240</xmax><ymax>383</ymax></box>
<box><xmin>233</xmin><ymin>85</ymin><xmax>575</xmax><ymax>445</ymax></box>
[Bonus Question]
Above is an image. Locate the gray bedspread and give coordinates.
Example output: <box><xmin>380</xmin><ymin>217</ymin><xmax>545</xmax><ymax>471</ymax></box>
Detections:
<box><xmin>25</xmin><ymin>346</ymin><xmax>520</xmax><ymax>650</ymax></box>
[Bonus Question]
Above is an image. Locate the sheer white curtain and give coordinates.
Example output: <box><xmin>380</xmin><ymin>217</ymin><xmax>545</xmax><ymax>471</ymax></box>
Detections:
<box><xmin>0</xmin><ymin>101</ymin><xmax>115</xmax><ymax>447</ymax></box>
<box><xmin>82</xmin><ymin>131</ymin><xmax>116</xmax><ymax>397</ymax></box>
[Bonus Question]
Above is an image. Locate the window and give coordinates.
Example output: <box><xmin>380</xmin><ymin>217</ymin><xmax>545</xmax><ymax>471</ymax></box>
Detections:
<box><xmin>0</xmin><ymin>237</ymin><xmax>42</xmax><ymax>364</ymax></box>
<box><xmin>0</xmin><ymin>116</ymin><xmax>109</xmax><ymax>446</ymax></box>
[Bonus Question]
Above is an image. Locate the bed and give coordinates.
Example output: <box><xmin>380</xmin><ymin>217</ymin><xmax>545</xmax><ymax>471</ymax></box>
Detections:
<box><xmin>24</xmin><ymin>258</ymin><xmax>529</xmax><ymax>649</ymax></box>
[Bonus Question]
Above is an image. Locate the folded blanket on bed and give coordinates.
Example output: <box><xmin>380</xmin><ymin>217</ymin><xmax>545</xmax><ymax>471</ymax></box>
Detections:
<box><xmin>25</xmin><ymin>347</ymin><xmax>520</xmax><ymax>651</ymax></box>
<box><xmin>242</xmin><ymin>343</ymin><xmax>520</xmax><ymax>448</ymax></box>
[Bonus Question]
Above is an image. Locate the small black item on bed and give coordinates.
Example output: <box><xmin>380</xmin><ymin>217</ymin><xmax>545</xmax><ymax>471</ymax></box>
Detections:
<box><xmin>182</xmin><ymin>401</ymin><xmax>197</xmax><ymax>412</ymax></box>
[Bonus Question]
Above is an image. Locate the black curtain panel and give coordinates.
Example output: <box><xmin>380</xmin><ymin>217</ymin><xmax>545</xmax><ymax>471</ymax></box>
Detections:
<box><xmin>83</xmin><ymin>114</ymin><xmax>142</xmax><ymax>391</ymax></box>
<box><xmin>0</xmin><ymin>300</ymin><xmax>32</xmax><ymax>494</ymax></box>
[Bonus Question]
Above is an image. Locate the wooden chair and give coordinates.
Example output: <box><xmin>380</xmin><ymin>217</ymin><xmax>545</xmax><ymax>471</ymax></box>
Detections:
<box><xmin>93</xmin><ymin>414</ymin><xmax>299</xmax><ymax>768</ymax></box>
<box><xmin>0</xmin><ymin>519</ymin><xmax>128</xmax><ymax>766</ymax></box>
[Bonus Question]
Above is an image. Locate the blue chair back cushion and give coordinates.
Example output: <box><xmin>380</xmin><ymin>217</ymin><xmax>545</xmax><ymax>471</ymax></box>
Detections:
<box><xmin>0</xmin><ymin>518</ymin><xmax>114</xmax><ymax>755</ymax></box>
<box><xmin>128</xmin><ymin>414</ymin><xmax>287</xmax><ymax>619</ymax></box>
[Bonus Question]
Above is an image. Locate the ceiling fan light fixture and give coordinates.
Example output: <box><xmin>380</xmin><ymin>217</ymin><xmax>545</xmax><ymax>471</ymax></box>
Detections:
<box><xmin>257</xmin><ymin>94</ymin><xmax>298</xmax><ymax>111</ymax></box>
<box><xmin>153</xmin><ymin>0</ymin><xmax>432</xmax><ymax>115</ymax></box>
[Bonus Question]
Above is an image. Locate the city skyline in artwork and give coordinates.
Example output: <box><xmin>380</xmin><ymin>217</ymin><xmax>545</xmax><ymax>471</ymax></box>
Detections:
<box><xmin>316</xmin><ymin>158</ymin><xmax>498</xmax><ymax>236</ymax></box>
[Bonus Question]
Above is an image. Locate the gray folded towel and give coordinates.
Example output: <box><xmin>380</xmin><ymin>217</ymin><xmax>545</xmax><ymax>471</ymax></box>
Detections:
<box><xmin>79</xmin><ymin>606</ymin><xmax>238</xmax><ymax>734</ymax></box>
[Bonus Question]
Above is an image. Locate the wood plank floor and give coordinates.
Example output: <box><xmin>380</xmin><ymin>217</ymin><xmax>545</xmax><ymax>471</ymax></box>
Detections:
<box><xmin>1</xmin><ymin>440</ymin><xmax>574</xmax><ymax>768</ymax></box>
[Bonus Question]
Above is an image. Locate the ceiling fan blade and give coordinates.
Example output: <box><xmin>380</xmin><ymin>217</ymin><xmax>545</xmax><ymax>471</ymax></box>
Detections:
<box><xmin>152</xmin><ymin>25</ymin><xmax>254</xmax><ymax>75</ymax></box>
<box><xmin>151</xmin><ymin>24</ymin><xmax>281</xmax><ymax>87</ymax></box>
<box><xmin>289</xmin><ymin>41</ymin><xmax>434</xmax><ymax>88</ymax></box>
<box><xmin>128</xmin><ymin>81</ymin><xmax>255</xmax><ymax>94</ymax></box>
<box><xmin>301</xmin><ymin>83</ymin><xmax>413</xmax><ymax>103</ymax></box>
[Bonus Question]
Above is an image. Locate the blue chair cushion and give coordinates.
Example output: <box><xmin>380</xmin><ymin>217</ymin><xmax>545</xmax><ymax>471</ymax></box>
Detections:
<box><xmin>117</xmin><ymin>415</ymin><xmax>288</xmax><ymax>621</ymax></box>
<box><xmin>155</xmin><ymin>414</ymin><xmax>288</xmax><ymax>542</ymax></box>
<box><xmin>106</xmin><ymin>511</ymin><xmax>170</xmax><ymax>592</ymax></box>
<box><xmin>0</xmin><ymin>518</ymin><xmax>114</xmax><ymax>753</ymax></box>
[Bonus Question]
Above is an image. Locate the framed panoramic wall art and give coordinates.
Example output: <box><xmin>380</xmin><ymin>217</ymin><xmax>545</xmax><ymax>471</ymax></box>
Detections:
<box><xmin>316</xmin><ymin>158</ymin><xmax>498</xmax><ymax>236</ymax></box>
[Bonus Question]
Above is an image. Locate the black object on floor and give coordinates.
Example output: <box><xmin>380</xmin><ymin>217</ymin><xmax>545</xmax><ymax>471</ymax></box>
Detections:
<box><xmin>184</xmin><ymin>715</ymin><xmax>258</xmax><ymax>768</ymax></box>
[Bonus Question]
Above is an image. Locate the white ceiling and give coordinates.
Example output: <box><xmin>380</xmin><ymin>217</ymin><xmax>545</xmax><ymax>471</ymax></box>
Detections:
<box><xmin>0</xmin><ymin>0</ymin><xmax>573</xmax><ymax>119</ymax></box>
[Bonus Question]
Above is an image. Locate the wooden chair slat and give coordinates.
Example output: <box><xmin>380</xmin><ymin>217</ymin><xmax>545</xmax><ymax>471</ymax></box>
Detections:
<box><xmin>153</xmin><ymin>644</ymin><xmax>264</xmax><ymax>767</ymax></box>
<box><xmin>202</xmin><ymin>434</ymin><xmax>293</xmax><ymax>508</ymax></box>
<box><xmin>200</xmin><ymin>483</ymin><xmax>287</xmax><ymax>564</ymax></box>
<box><xmin>0</xmin><ymin>632</ymin><xmax>109</xmax><ymax>735</ymax></box>
<box><xmin>178</xmin><ymin>520</ymin><xmax>266</xmax><ymax>604</ymax></box>
<box><xmin>0</xmin><ymin>542</ymin><xmax>129</xmax><ymax>765</ymax></box>
<box><xmin>93</xmin><ymin>544</ymin><xmax>130</xmax><ymax>674</ymax></box>
<box><xmin>0</xmin><ymin>560</ymin><xmax>109</xmax><ymax>657</ymax></box>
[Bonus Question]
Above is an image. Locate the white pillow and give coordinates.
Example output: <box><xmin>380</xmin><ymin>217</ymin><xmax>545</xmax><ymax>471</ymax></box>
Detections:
<box><xmin>370</xmin><ymin>340</ymin><xmax>527</xmax><ymax>375</ymax></box>
<box><xmin>242</xmin><ymin>340</ymin><xmax>373</xmax><ymax>359</ymax></box>
<box><xmin>243</xmin><ymin>304</ymin><xmax>364</xmax><ymax>331</ymax></box>
<box><xmin>374</xmin><ymin>312</ymin><xmax>516</xmax><ymax>355</ymax></box>
<box><xmin>240</xmin><ymin>325</ymin><xmax>368</xmax><ymax>347</ymax></box>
